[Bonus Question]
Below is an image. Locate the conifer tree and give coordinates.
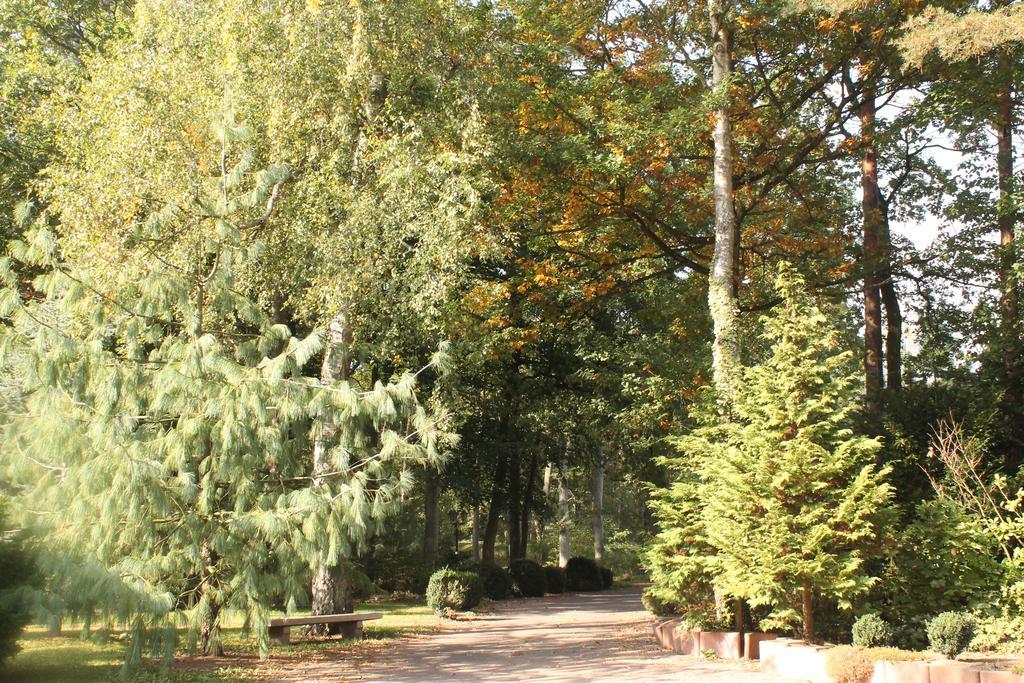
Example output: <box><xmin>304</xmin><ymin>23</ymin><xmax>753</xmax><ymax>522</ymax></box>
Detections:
<box><xmin>0</xmin><ymin>113</ymin><xmax>446</xmax><ymax>664</ymax></box>
<box><xmin>650</xmin><ymin>266</ymin><xmax>892</xmax><ymax>640</ymax></box>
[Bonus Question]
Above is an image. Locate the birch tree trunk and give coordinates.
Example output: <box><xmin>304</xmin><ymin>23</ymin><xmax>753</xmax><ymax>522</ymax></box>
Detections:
<box><xmin>709</xmin><ymin>0</ymin><xmax>745</xmax><ymax>635</ymax></box>
<box><xmin>592</xmin><ymin>462</ymin><xmax>605</xmax><ymax>564</ymax></box>
<box><xmin>558</xmin><ymin>466</ymin><xmax>570</xmax><ymax>568</ymax></box>
<box><xmin>707</xmin><ymin>0</ymin><xmax>741</xmax><ymax>403</ymax></box>
<box><xmin>470</xmin><ymin>506</ymin><xmax>481</xmax><ymax>563</ymax></box>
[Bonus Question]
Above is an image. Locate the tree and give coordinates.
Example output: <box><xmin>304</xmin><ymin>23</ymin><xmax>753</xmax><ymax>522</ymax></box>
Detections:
<box><xmin>0</xmin><ymin>116</ymin><xmax>446</xmax><ymax>663</ymax></box>
<box><xmin>0</xmin><ymin>498</ymin><xmax>39</xmax><ymax>666</ymax></box>
<box><xmin>666</xmin><ymin>266</ymin><xmax>892</xmax><ymax>640</ymax></box>
<box><xmin>899</xmin><ymin>1</ymin><xmax>1023</xmax><ymax>468</ymax></box>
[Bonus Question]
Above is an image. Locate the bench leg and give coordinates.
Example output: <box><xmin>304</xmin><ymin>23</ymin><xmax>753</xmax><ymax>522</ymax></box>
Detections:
<box><xmin>338</xmin><ymin>621</ymin><xmax>363</xmax><ymax>640</ymax></box>
<box><xmin>269</xmin><ymin>625</ymin><xmax>290</xmax><ymax>646</ymax></box>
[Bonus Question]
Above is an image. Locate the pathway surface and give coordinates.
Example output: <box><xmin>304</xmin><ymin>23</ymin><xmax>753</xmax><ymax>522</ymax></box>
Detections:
<box><xmin>272</xmin><ymin>587</ymin><xmax>790</xmax><ymax>682</ymax></box>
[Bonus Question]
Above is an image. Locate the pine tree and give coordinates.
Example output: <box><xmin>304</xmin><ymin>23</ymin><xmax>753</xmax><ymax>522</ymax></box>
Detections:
<box><xmin>0</xmin><ymin>112</ymin><xmax>447</xmax><ymax>665</ymax></box>
<box><xmin>649</xmin><ymin>265</ymin><xmax>892</xmax><ymax>640</ymax></box>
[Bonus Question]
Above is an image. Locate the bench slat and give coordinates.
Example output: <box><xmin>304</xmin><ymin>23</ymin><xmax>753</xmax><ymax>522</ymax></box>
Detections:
<box><xmin>269</xmin><ymin>612</ymin><xmax>383</xmax><ymax>628</ymax></box>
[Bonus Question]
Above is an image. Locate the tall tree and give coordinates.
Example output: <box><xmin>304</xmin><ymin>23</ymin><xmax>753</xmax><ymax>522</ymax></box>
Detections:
<box><xmin>900</xmin><ymin>3</ymin><xmax>1023</xmax><ymax>466</ymax></box>
<box><xmin>0</xmin><ymin>118</ymin><xmax>445</xmax><ymax>661</ymax></box>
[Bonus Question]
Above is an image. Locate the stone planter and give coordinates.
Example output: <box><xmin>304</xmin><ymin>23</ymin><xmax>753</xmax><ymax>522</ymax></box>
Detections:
<box><xmin>870</xmin><ymin>660</ymin><xmax>930</xmax><ymax>683</ymax></box>
<box><xmin>760</xmin><ymin>639</ymin><xmax>831</xmax><ymax>683</ymax></box>
<box><xmin>653</xmin><ymin>619</ymin><xmax>698</xmax><ymax>655</ymax></box>
<box><xmin>928</xmin><ymin>661</ymin><xmax>981</xmax><ymax>683</ymax></box>
<box><xmin>699</xmin><ymin>631</ymin><xmax>743</xmax><ymax>659</ymax></box>
<box><xmin>652</xmin><ymin>622</ymin><xmax>777</xmax><ymax>660</ymax></box>
<box><xmin>744</xmin><ymin>632</ymin><xmax>777</xmax><ymax>660</ymax></box>
<box><xmin>979</xmin><ymin>672</ymin><xmax>1024</xmax><ymax>683</ymax></box>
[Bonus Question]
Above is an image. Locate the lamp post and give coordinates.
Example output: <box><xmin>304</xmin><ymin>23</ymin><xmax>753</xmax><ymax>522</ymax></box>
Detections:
<box><xmin>448</xmin><ymin>507</ymin><xmax>467</xmax><ymax>561</ymax></box>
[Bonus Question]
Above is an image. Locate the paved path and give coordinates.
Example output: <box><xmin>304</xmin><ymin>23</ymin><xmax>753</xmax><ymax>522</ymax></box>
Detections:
<box><xmin>274</xmin><ymin>587</ymin><xmax>789</xmax><ymax>682</ymax></box>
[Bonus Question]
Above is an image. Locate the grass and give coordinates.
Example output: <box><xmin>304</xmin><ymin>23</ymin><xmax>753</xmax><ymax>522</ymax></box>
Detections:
<box><xmin>5</xmin><ymin>599</ymin><xmax>437</xmax><ymax>682</ymax></box>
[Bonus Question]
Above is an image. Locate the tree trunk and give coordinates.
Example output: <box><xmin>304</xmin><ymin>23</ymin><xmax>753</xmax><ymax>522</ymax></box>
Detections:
<box><xmin>592</xmin><ymin>462</ymin><xmax>605</xmax><ymax>564</ymax></box>
<box><xmin>470</xmin><ymin>506</ymin><xmax>481</xmax><ymax>562</ymax></box>
<box><xmin>881</xmin><ymin>277</ymin><xmax>902</xmax><ymax>391</ymax></box>
<box><xmin>423</xmin><ymin>471</ymin><xmax>440</xmax><ymax>570</ymax></box>
<box><xmin>482</xmin><ymin>453</ymin><xmax>508</xmax><ymax>563</ymax></box>
<box><xmin>802</xmin><ymin>581</ymin><xmax>815</xmax><ymax>643</ymax></box>
<box><xmin>558</xmin><ymin>466</ymin><xmax>570</xmax><ymax>568</ymax></box>
<box><xmin>199</xmin><ymin>542</ymin><xmax>224</xmax><ymax>656</ymax></box>
<box><xmin>200</xmin><ymin>602</ymin><xmax>222</xmax><ymax>656</ymax></box>
<box><xmin>707</xmin><ymin>0</ymin><xmax>741</xmax><ymax>403</ymax></box>
<box><xmin>733</xmin><ymin>599</ymin><xmax>745</xmax><ymax>636</ymax></box>
<box><xmin>860</xmin><ymin>84</ymin><xmax>885</xmax><ymax>416</ymax></box>
<box><xmin>996</xmin><ymin>59</ymin><xmax>1021</xmax><ymax>471</ymax></box>
<box><xmin>520</xmin><ymin>452</ymin><xmax>539</xmax><ymax>560</ymax></box>
<box><xmin>507</xmin><ymin>445</ymin><xmax>522</xmax><ymax>560</ymax></box>
<box><xmin>310</xmin><ymin>315</ymin><xmax>354</xmax><ymax>634</ymax></box>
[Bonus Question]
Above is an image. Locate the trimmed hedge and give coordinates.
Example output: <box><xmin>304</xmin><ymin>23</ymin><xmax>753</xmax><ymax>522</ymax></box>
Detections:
<box><xmin>599</xmin><ymin>565</ymin><xmax>613</xmax><ymax>589</ymax></box>
<box><xmin>459</xmin><ymin>560</ymin><xmax>513</xmax><ymax>600</ymax></box>
<box><xmin>426</xmin><ymin>568</ymin><xmax>484</xmax><ymax>615</ymax></box>
<box><xmin>544</xmin><ymin>566</ymin><xmax>566</xmax><ymax>594</ymax></box>
<box><xmin>565</xmin><ymin>557</ymin><xmax>603</xmax><ymax>592</ymax></box>
<box><xmin>508</xmin><ymin>559</ymin><xmax>547</xmax><ymax>598</ymax></box>
<box><xmin>927</xmin><ymin>611</ymin><xmax>974</xmax><ymax>659</ymax></box>
<box><xmin>852</xmin><ymin>614</ymin><xmax>895</xmax><ymax>648</ymax></box>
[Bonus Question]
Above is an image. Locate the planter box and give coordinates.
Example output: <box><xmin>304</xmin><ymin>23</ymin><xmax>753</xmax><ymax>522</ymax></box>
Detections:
<box><xmin>699</xmin><ymin>631</ymin><xmax>742</xmax><ymax>659</ymax></box>
<box><xmin>979</xmin><ymin>672</ymin><xmax>1024</xmax><ymax>683</ymax></box>
<box><xmin>870</xmin><ymin>660</ymin><xmax>930</xmax><ymax>683</ymax></box>
<box><xmin>760</xmin><ymin>640</ymin><xmax>832</xmax><ymax>683</ymax></box>
<box><xmin>744</xmin><ymin>632</ymin><xmax>776</xmax><ymax>660</ymax></box>
<box><xmin>652</xmin><ymin>624</ymin><xmax>775</xmax><ymax>660</ymax></box>
<box><xmin>929</xmin><ymin>661</ymin><xmax>981</xmax><ymax>683</ymax></box>
<box><xmin>652</xmin><ymin>619</ymin><xmax>698</xmax><ymax>655</ymax></box>
<box><xmin>758</xmin><ymin>638</ymin><xmax>798</xmax><ymax>673</ymax></box>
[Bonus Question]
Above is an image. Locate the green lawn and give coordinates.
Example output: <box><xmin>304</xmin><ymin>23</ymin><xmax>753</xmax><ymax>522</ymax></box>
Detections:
<box><xmin>5</xmin><ymin>600</ymin><xmax>437</xmax><ymax>682</ymax></box>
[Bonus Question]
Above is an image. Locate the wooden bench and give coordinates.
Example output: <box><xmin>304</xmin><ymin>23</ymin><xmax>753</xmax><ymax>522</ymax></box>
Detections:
<box><xmin>268</xmin><ymin>612</ymin><xmax>383</xmax><ymax>645</ymax></box>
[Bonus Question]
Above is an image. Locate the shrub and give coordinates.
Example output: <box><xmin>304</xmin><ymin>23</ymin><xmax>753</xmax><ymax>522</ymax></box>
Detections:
<box><xmin>565</xmin><ymin>557</ymin><xmax>603</xmax><ymax>592</ymax></box>
<box><xmin>879</xmin><ymin>499</ymin><xmax>1002</xmax><ymax>635</ymax></box>
<box><xmin>425</xmin><ymin>569</ymin><xmax>484</xmax><ymax>615</ymax></box>
<box><xmin>459</xmin><ymin>561</ymin><xmax>513</xmax><ymax>600</ymax></box>
<box><xmin>544</xmin><ymin>566</ymin><xmax>566</xmax><ymax>594</ymax></box>
<box><xmin>599</xmin><ymin>566</ymin><xmax>614</xmax><ymax>589</ymax></box>
<box><xmin>852</xmin><ymin>614</ymin><xmax>895</xmax><ymax>648</ymax></box>
<box><xmin>824</xmin><ymin>646</ymin><xmax>875</xmax><ymax>683</ymax></box>
<box><xmin>508</xmin><ymin>559</ymin><xmax>547</xmax><ymax>598</ymax></box>
<box><xmin>927</xmin><ymin>611</ymin><xmax>975</xmax><ymax>659</ymax></box>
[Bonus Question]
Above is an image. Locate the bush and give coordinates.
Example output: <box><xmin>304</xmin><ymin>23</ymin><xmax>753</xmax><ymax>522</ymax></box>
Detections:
<box><xmin>425</xmin><ymin>569</ymin><xmax>484</xmax><ymax>615</ymax></box>
<box><xmin>599</xmin><ymin>566</ymin><xmax>614</xmax><ymax>589</ymax></box>
<box><xmin>565</xmin><ymin>557</ymin><xmax>603</xmax><ymax>592</ymax></box>
<box><xmin>459</xmin><ymin>561</ymin><xmax>513</xmax><ymax>600</ymax></box>
<box><xmin>824</xmin><ymin>646</ymin><xmax>875</xmax><ymax>683</ymax></box>
<box><xmin>927</xmin><ymin>611</ymin><xmax>975</xmax><ymax>659</ymax></box>
<box><xmin>508</xmin><ymin>559</ymin><xmax>547</xmax><ymax>598</ymax></box>
<box><xmin>544</xmin><ymin>566</ymin><xmax>566</xmax><ymax>594</ymax></box>
<box><xmin>0</xmin><ymin>506</ymin><xmax>39</xmax><ymax>666</ymax></box>
<box><xmin>852</xmin><ymin>614</ymin><xmax>895</xmax><ymax>648</ymax></box>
